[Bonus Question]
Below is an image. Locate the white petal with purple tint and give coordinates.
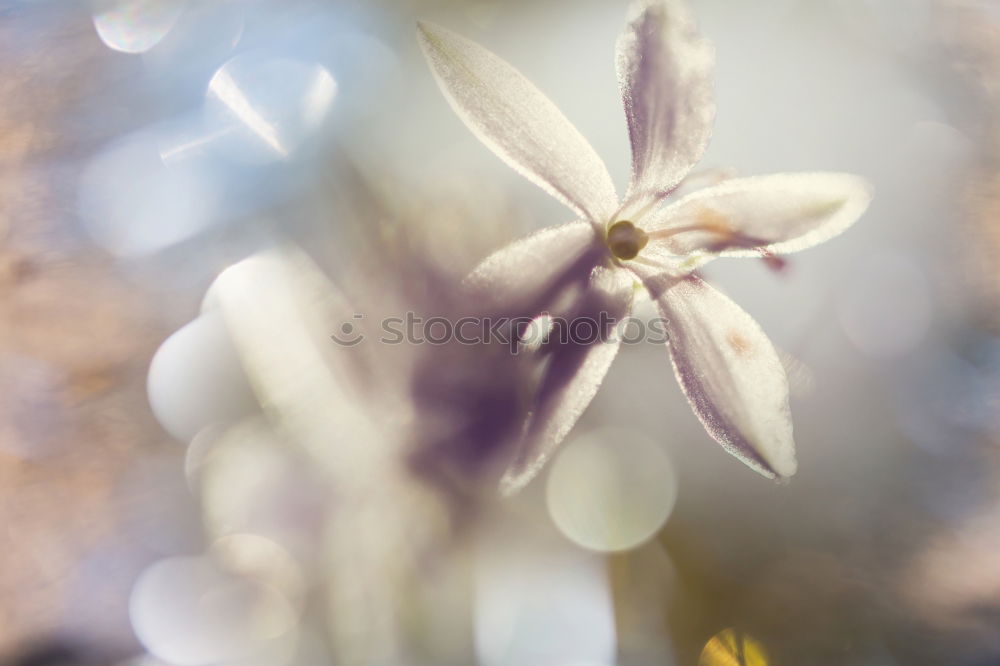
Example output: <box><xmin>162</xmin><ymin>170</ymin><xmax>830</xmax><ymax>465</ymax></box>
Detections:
<box><xmin>641</xmin><ymin>172</ymin><xmax>873</xmax><ymax>259</ymax></box>
<box><xmin>639</xmin><ymin>271</ymin><xmax>796</xmax><ymax>479</ymax></box>
<box><xmin>418</xmin><ymin>22</ymin><xmax>619</xmax><ymax>226</ymax></box>
<box><xmin>616</xmin><ymin>0</ymin><xmax>715</xmax><ymax>204</ymax></box>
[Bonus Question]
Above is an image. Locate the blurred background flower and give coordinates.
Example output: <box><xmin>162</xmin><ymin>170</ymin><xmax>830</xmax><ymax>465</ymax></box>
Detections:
<box><xmin>1</xmin><ymin>0</ymin><xmax>999</xmax><ymax>664</ymax></box>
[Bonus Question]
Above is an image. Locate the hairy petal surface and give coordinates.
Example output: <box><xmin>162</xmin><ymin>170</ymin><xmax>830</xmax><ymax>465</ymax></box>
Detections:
<box><xmin>500</xmin><ymin>266</ymin><xmax>635</xmax><ymax>495</ymax></box>
<box><xmin>464</xmin><ymin>221</ymin><xmax>602</xmax><ymax>314</ymax></box>
<box><xmin>638</xmin><ymin>269</ymin><xmax>796</xmax><ymax>479</ymax></box>
<box><xmin>616</xmin><ymin>0</ymin><xmax>715</xmax><ymax>205</ymax></box>
<box><xmin>418</xmin><ymin>22</ymin><xmax>619</xmax><ymax>225</ymax></box>
<box><xmin>641</xmin><ymin>172</ymin><xmax>873</xmax><ymax>260</ymax></box>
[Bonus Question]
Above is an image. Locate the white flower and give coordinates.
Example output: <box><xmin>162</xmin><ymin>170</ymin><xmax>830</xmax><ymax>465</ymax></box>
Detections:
<box><xmin>418</xmin><ymin>0</ymin><xmax>872</xmax><ymax>493</ymax></box>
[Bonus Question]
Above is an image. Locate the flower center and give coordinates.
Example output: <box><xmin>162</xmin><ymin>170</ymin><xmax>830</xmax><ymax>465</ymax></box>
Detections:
<box><xmin>606</xmin><ymin>220</ymin><xmax>649</xmax><ymax>260</ymax></box>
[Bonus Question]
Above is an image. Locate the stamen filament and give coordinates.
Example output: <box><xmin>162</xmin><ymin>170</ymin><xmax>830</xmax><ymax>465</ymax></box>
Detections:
<box><xmin>647</xmin><ymin>224</ymin><xmax>707</xmax><ymax>240</ymax></box>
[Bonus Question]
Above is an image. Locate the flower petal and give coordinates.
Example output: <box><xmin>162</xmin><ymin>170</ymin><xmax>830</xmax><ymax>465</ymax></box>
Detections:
<box><xmin>616</xmin><ymin>0</ymin><xmax>715</xmax><ymax>204</ymax></box>
<box><xmin>641</xmin><ymin>172</ymin><xmax>873</xmax><ymax>261</ymax></box>
<box><xmin>464</xmin><ymin>220</ymin><xmax>602</xmax><ymax>312</ymax></box>
<box><xmin>639</xmin><ymin>270</ymin><xmax>796</xmax><ymax>479</ymax></box>
<box><xmin>500</xmin><ymin>267</ymin><xmax>635</xmax><ymax>495</ymax></box>
<box><xmin>418</xmin><ymin>22</ymin><xmax>619</xmax><ymax>225</ymax></box>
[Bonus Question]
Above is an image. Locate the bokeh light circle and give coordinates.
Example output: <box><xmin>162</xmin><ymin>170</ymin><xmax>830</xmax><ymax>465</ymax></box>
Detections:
<box><xmin>129</xmin><ymin>555</ymin><xmax>299</xmax><ymax>665</ymax></box>
<box><xmin>699</xmin><ymin>628</ymin><xmax>769</xmax><ymax>666</ymax></box>
<box><xmin>147</xmin><ymin>313</ymin><xmax>258</xmax><ymax>442</ymax></box>
<box><xmin>204</xmin><ymin>53</ymin><xmax>337</xmax><ymax>164</ymax></box>
<box><xmin>546</xmin><ymin>427</ymin><xmax>678</xmax><ymax>553</ymax></box>
<box><xmin>77</xmin><ymin>130</ymin><xmax>220</xmax><ymax>256</ymax></box>
<box><xmin>92</xmin><ymin>0</ymin><xmax>185</xmax><ymax>54</ymax></box>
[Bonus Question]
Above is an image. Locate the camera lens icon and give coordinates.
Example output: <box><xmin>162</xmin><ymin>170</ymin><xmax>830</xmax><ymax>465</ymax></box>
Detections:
<box><xmin>331</xmin><ymin>314</ymin><xmax>365</xmax><ymax>346</ymax></box>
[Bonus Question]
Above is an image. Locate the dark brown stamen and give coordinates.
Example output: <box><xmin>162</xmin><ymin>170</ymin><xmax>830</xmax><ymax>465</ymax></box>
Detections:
<box><xmin>607</xmin><ymin>220</ymin><xmax>649</xmax><ymax>260</ymax></box>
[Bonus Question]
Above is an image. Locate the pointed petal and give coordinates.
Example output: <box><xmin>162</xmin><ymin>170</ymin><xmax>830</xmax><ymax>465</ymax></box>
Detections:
<box><xmin>500</xmin><ymin>267</ymin><xmax>635</xmax><ymax>495</ymax></box>
<box><xmin>642</xmin><ymin>172</ymin><xmax>873</xmax><ymax>260</ymax></box>
<box><xmin>464</xmin><ymin>221</ymin><xmax>602</xmax><ymax>312</ymax></box>
<box><xmin>418</xmin><ymin>22</ymin><xmax>618</xmax><ymax>225</ymax></box>
<box><xmin>640</xmin><ymin>270</ymin><xmax>796</xmax><ymax>479</ymax></box>
<box><xmin>617</xmin><ymin>0</ymin><xmax>715</xmax><ymax>202</ymax></box>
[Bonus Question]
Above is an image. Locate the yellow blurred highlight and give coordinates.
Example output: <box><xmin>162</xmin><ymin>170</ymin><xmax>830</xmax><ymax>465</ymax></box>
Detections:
<box><xmin>699</xmin><ymin>628</ymin><xmax>769</xmax><ymax>666</ymax></box>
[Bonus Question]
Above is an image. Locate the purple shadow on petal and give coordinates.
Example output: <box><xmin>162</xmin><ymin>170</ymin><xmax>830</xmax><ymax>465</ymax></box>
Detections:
<box><xmin>407</xmin><ymin>241</ymin><xmax>621</xmax><ymax>505</ymax></box>
<box><xmin>505</xmin><ymin>273</ymin><xmax>628</xmax><ymax>473</ymax></box>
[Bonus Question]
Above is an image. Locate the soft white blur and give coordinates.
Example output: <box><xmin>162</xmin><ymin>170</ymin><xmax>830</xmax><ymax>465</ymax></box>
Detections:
<box><xmin>546</xmin><ymin>427</ymin><xmax>678</xmax><ymax>553</ymax></box>
<box><xmin>1</xmin><ymin>0</ymin><xmax>997</xmax><ymax>664</ymax></box>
